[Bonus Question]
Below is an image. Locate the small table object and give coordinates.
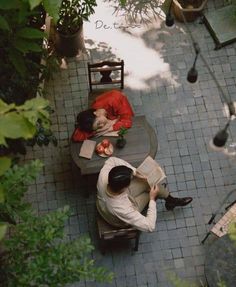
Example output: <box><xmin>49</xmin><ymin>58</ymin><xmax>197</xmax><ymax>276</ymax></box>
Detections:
<box><xmin>205</xmin><ymin>234</ymin><xmax>236</xmax><ymax>287</ymax></box>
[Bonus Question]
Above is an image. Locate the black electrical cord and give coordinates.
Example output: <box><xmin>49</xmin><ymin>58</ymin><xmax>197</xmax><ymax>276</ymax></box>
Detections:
<box><xmin>179</xmin><ymin>7</ymin><xmax>235</xmax><ymax>115</ymax></box>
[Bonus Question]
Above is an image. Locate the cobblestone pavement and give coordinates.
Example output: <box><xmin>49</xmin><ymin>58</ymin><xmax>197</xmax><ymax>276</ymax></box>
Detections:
<box><xmin>26</xmin><ymin>0</ymin><xmax>236</xmax><ymax>286</ymax></box>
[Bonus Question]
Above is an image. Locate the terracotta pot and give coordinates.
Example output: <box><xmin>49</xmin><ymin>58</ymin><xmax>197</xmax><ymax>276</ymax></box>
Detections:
<box><xmin>55</xmin><ymin>23</ymin><xmax>85</xmax><ymax>57</ymax></box>
<box><xmin>172</xmin><ymin>0</ymin><xmax>208</xmax><ymax>22</ymax></box>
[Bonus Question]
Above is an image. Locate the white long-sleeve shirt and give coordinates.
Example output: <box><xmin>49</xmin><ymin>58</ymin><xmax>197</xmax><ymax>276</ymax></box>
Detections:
<box><xmin>97</xmin><ymin>157</ymin><xmax>157</xmax><ymax>232</ymax></box>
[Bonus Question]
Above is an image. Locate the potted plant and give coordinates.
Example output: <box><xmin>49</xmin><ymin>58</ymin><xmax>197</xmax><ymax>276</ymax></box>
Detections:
<box><xmin>116</xmin><ymin>127</ymin><xmax>128</xmax><ymax>149</ymax></box>
<box><xmin>172</xmin><ymin>0</ymin><xmax>208</xmax><ymax>22</ymax></box>
<box><xmin>55</xmin><ymin>0</ymin><xmax>97</xmax><ymax>57</ymax></box>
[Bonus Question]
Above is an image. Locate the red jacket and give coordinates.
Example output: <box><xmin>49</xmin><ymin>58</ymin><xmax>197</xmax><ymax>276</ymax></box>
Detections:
<box><xmin>72</xmin><ymin>90</ymin><xmax>134</xmax><ymax>142</ymax></box>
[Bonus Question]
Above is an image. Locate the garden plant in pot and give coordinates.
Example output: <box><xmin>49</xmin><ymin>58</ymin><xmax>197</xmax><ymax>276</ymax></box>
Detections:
<box><xmin>55</xmin><ymin>0</ymin><xmax>97</xmax><ymax>57</ymax></box>
<box><xmin>116</xmin><ymin>127</ymin><xmax>128</xmax><ymax>149</ymax></box>
<box><xmin>172</xmin><ymin>0</ymin><xmax>208</xmax><ymax>22</ymax></box>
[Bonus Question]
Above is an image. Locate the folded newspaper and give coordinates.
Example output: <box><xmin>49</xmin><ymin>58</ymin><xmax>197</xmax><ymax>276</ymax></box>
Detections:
<box><xmin>137</xmin><ymin>156</ymin><xmax>166</xmax><ymax>187</ymax></box>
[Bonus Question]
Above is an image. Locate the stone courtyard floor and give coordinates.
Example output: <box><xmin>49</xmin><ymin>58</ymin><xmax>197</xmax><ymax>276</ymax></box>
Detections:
<box><xmin>26</xmin><ymin>0</ymin><xmax>236</xmax><ymax>286</ymax></box>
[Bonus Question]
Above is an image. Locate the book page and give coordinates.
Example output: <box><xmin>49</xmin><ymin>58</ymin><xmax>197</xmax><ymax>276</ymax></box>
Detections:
<box><xmin>79</xmin><ymin>140</ymin><xmax>96</xmax><ymax>159</ymax></box>
<box><xmin>147</xmin><ymin>166</ymin><xmax>166</xmax><ymax>187</ymax></box>
<box><xmin>137</xmin><ymin>156</ymin><xmax>158</xmax><ymax>177</ymax></box>
<box><xmin>137</xmin><ymin>156</ymin><xmax>166</xmax><ymax>187</ymax></box>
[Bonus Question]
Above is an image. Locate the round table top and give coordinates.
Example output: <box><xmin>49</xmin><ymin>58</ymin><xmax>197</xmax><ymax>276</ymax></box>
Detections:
<box><xmin>204</xmin><ymin>234</ymin><xmax>236</xmax><ymax>287</ymax></box>
<box><xmin>70</xmin><ymin>116</ymin><xmax>158</xmax><ymax>175</ymax></box>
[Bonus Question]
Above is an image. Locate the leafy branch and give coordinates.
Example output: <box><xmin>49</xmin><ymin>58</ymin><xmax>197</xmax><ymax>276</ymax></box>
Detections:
<box><xmin>2</xmin><ymin>206</ymin><xmax>113</xmax><ymax>287</ymax></box>
<box><xmin>0</xmin><ymin>97</ymin><xmax>50</xmax><ymax>146</ymax></box>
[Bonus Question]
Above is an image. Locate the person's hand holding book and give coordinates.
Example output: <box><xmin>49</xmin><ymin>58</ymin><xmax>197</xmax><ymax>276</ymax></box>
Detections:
<box><xmin>149</xmin><ymin>185</ymin><xmax>160</xmax><ymax>201</ymax></box>
<box><xmin>135</xmin><ymin>170</ymin><xmax>148</xmax><ymax>181</ymax></box>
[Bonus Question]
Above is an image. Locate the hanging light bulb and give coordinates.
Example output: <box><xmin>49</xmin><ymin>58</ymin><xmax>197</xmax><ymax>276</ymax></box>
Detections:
<box><xmin>165</xmin><ymin>0</ymin><xmax>175</xmax><ymax>28</ymax></box>
<box><xmin>165</xmin><ymin>13</ymin><xmax>174</xmax><ymax>27</ymax></box>
<box><xmin>213</xmin><ymin>128</ymin><xmax>229</xmax><ymax>147</ymax></box>
<box><xmin>209</xmin><ymin>121</ymin><xmax>230</xmax><ymax>151</ymax></box>
<box><xmin>187</xmin><ymin>67</ymin><xmax>198</xmax><ymax>83</ymax></box>
<box><xmin>187</xmin><ymin>42</ymin><xmax>200</xmax><ymax>83</ymax></box>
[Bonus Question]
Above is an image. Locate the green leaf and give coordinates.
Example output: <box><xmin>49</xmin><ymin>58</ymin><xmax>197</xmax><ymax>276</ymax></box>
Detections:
<box><xmin>13</xmin><ymin>38</ymin><xmax>42</xmax><ymax>53</ymax></box>
<box><xmin>16</xmin><ymin>27</ymin><xmax>45</xmax><ymax>39</ymax></box>
<box><xmin>0</xmin><ymin>99</ymin><xmax>15</xmax><ymax>114</ymax></box>
<box><xmin>23</xmin><ymin>97</ymin><xmax>49</xmax><ymax>110</ymax></box>
<box><xmin>43</xmin><ymin>0</ymin><xmax>62</xmax><ymax>23</ymax></box>
<box><xmin>0</xmin><ymin>112</ymin><xmax>36</xmax><ymax>139</ymax></box>
<box><xmin>0</xmin><ymin>134</ymin><xmax>7</xmax><ymax>146</ymax></box>
<box><xmin>9</xmin><ymin>49</ymin><xmax>27</xmax><ymax>77</ymax></box>
<box><xmin>0</xmin><ymin>185</ymin><xmax>5</xmax><ymax>203</ymax></box>
<box><xmin>0</xmin><ymin>157</ymin><xmax>11</xmax><ymax>176</ymax></box>
<box><xmin>38</xmin><ymin>109</ymin><xmax>49</xmax><ymax>119</ymax></box>
<box><xmin>0</xmin><ymin>223</ymin><xmax>7</xmax><ymax>240</ymax></box>
<box><xmin>22</xmin><ymin>111</ymin><xmax>38</xmax><ymax>125</ymax></box>
<box><xmin>18</xmin><ymin>1</ymin><xmax>29</xmax><ymax>24</ymax></box>
<box><xmin>0</xmin><ymin>0</ymin><xmax>20</xmax><ymax>10</ymax></box>
<box><xmin>0</xmin><ymin>15</ymin><xmax>10</xmax><ymax>31</ymax></box>
<box><xmin>28</xmin><ymin>0</ymin><xmax>42</xmax><ymax>10</ymax></box>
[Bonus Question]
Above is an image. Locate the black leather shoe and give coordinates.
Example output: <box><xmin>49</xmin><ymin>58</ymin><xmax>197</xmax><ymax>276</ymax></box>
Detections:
<box><xmin>165</xmin><ymin>196</ymin><xmax>193</xmax><ymax>211</ymax></box>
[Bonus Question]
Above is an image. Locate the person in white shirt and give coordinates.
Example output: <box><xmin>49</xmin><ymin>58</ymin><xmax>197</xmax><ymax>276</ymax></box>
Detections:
<box><xmin>97</xmin><ymin>157</ymin><xmax>192</xmax><ymax>232</ymax></box>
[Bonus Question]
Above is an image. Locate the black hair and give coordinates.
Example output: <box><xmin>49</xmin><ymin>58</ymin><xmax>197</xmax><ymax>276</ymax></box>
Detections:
<box><xmin>108</xmin><ymin>165</ymin><xmax>133</xmax><ymax>192</ymax></box>
<box><xmin>76</xmin><ymin>109</ymin><xmax>96</xmax><ymax>132</ymax></box>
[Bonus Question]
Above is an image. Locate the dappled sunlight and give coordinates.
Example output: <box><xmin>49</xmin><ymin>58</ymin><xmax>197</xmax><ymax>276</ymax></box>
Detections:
<box><xmin>84</xmin><ymin>0</ymin><xmax>179</xmax><ymax>90</ymax></box>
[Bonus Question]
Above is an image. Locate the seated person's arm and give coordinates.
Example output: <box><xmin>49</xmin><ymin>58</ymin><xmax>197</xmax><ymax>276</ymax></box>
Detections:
<box><xmin>114</xmin><ymin>185</ymin><xmax>159</xmax><ymax>232</ymax></box>
<box><xmin>94</xmin><ymin>119</ymin><xmax>118</xmax><ymax>136</ymax></box>
<box><xmin>71</xmin><ymin>127</ymin><xmax>93</xmax><ymax>142</ymax></box>
<box><xmin>114</xmin><ymin>199</ymin><xmax>157</xmax><ymax>232</ymax></box>
<box><xmin>92</xmin><ymin>90</ymin><xmax>134</xmax><ymax>132</ymax></box>
<box><xmin>112</xmin><ymin>114</ymin><xmax>133</xmax><ymax>131</ymax></box>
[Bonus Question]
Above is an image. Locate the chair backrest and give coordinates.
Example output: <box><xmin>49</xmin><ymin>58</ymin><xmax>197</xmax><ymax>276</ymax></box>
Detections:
<box><xmin>87</xmin><ymin>60</ymin><xmax>124</xmax><ymax>92</ymax></box>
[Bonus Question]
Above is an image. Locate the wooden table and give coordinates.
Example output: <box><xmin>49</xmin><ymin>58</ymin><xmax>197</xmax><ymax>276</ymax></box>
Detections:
<box><xmin>71</xmin><ymin>116</ymin><xmax>158</xmax><ymax>184</ymax></box>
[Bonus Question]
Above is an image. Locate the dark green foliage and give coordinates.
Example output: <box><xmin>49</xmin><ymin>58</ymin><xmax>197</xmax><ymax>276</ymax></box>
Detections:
<box><xmin>57</xmin><ymin>0</ymin><xmax>97</xmax><ymax>34</ymax></box>
<box><xmin>0</xmin><ymin>3</ymin><xmax>46</xmax><ymax>104</ymax></box>
<box><xmin>0</xmin><ymin>160</ymin><xmax>43</xmax><ymax>224</ymax></box>
<box><xmin>1</xmin><ymin>206</ymin><xmax>113</xmax><ymax>287</ymax></box>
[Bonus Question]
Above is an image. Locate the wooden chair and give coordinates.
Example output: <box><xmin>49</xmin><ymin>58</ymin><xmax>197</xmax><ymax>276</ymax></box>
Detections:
<box><xmin>87</xmin><ymin>60</ymin><xmax>124</xmax><ymax>105</ymax></box>
<box><xmin>96</xmin><ymin>211</ymin><xmax>140</xmax><ymax>254</ymax></box>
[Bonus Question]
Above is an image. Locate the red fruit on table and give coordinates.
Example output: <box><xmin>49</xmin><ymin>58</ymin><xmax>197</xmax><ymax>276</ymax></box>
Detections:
<box><xmin>104</xmin><ymin>145</ymin><xmax>113</xmax><ymax>156</ymax></box>
<box><xmin>96</xmin><ymin>144</ymin><xmax>105</xmax><ymax>154</ymax></box>
<box><xmin>101</xmin><ymin>139</ymin><xmax>110</xmax><ymax>148</ymax></box>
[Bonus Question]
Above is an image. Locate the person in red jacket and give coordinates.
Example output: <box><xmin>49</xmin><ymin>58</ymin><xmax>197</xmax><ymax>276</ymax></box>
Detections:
<box><xmin>72</xmin><ymin>90</ymin><xmax>134</xmax><ymax>142</ymax></box>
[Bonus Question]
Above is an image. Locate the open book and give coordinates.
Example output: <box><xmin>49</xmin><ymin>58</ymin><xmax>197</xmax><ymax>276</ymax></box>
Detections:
<box><xmin>137</xmin><ymin>156</ymin><xmax>166</xmax><ymax>187</ymax></box>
